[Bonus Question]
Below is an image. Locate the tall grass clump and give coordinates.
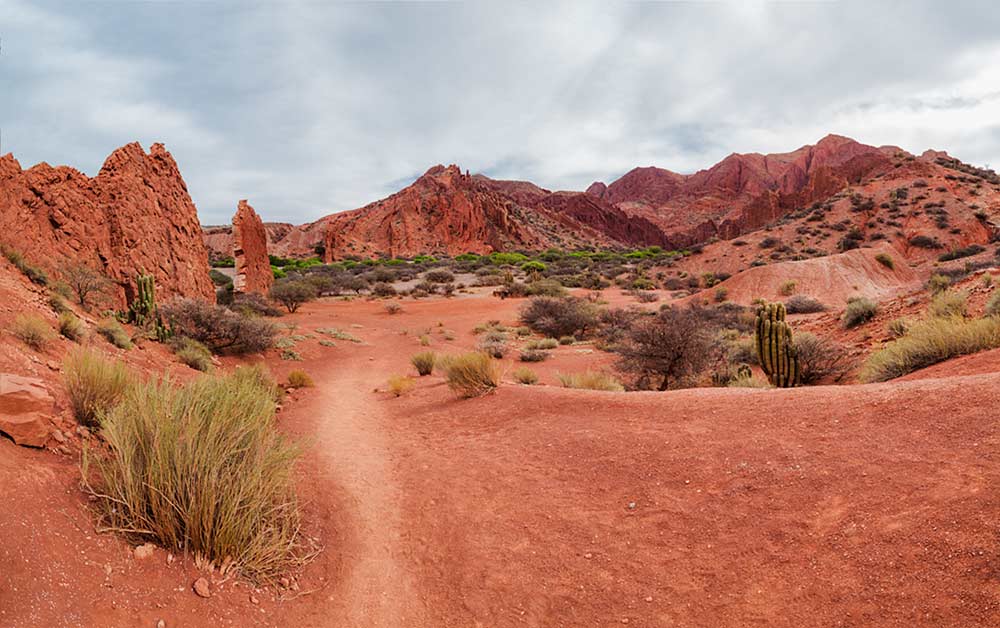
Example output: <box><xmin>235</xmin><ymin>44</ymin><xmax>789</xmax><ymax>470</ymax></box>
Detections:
<box><xmin>387</xmin><ymin>374</ymin><xmax>415</xmax><ymax>396</ymax></box>
<box><xmin>410</xmin><ymin>351</ymin><xmax>436</xmax><ymax>376</ymax></box>
<box><xmin>169</xmin><ymin>336</ymin><xmax>213</xmax><ymax>372</ymax></box>
<box><xmin>842</xmin><ymin>297</ymin><xmax>878</xmax><ymax>329</ymax></box>
<box><xmin>861</xmin><ymin>316</ymin><xmax>1000</xmax><ymax>382</ymax></box>
<box><xmin>557</xmin><ymin>370</ymin><xmax>624</xmax><ymax>391</ymax></box>
<box><xmin>286</xmin><ymin>369</ymin><xmax>314</xmax><ymax>388</ymax></box>
<box><xmin>928</xmin><ymin>290</ymin><xmax>968</xmax><ymax>318</ymax></box>
<box><xmin>64</xmin><ymin>348</ymin><xmax>133</xmax><ymax>427</ymax></box>
<box><xmin>511</xmin><ymin>367</ymin><xmax>538</xmax><ymax>385</ymax></box>
<box><xmin>444</xmin><ymin>352</ymin><xmax>501</xmax><ymax>398</ymax></box>
<box><xmin>97</xmin><ymin>319</ymin><xmax>133</xmax><ymax>349</ymax></box>
<box><xmin>83</xmin><ymin>371</ymin><xmax>305</xmax><ymax>583</ymax></box>
<box><xmin>58</xmin><ymin>312</ymin><xmax>87</xmax><ymax>342</ymax></box>
<box><xmin>11</xmin><ymin>314</ymin><xmax>55</xmax><ymax>350</ymax></box>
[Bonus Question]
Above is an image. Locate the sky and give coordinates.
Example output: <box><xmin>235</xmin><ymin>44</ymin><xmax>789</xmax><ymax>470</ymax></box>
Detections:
<box><xmin>3</xmin><ymin>1</ymin><xmax>1000</xmax><ymax>225</ymax></box>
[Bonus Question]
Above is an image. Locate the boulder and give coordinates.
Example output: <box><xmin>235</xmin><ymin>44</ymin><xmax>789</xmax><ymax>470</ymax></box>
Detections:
<box><xmin>0</xmin><ymin>374</ymin><xmax>55</xmax><ymax>447</ymax></box>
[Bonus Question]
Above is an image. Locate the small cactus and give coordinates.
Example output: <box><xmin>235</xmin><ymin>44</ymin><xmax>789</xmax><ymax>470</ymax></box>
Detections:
<box><xmin>754</xmin><ymin>301</ymin><xmax>800</xmax><ymax>387</ymax></box>
<box><xmin>736</xmin><ymin>363</ymin><xmax>752</xmax><ymax>380</ymax></box>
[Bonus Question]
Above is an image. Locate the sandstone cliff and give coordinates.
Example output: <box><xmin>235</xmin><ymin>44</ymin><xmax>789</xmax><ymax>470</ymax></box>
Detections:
<box><xmin>0</xmin><ymin>142</ymin><xmax>214</xmax><ymax>305</ymax></box>
<box><xmin>232</xmin><ymin>200</ymin><xmax>273</xmax><ymax>295</ymax></box>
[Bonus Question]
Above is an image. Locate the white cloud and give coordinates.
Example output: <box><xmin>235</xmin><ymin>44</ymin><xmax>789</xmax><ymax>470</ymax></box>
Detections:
<box><xmin>2</xmin><ymin>0</ymin><xmax>999</xmax><ymax>224</ymax></box>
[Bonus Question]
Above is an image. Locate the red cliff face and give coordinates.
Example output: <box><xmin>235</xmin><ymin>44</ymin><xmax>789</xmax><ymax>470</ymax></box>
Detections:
<box><xmin>232</xmin><ymin>200</ymin><xmax>273</xmax><ymax>295</ymax></box>
<box><xmin>0</xmin><ymin>143</ymin><xmax>214</xmax><ymax>305</ymax></box>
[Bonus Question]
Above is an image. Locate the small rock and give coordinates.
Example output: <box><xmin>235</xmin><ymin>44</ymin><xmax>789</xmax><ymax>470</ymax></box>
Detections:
<box><xmin>156</xmin><ymin>620</ymin><xmax>166</xmax><ymax>628</ymax></box>
<box><xmin>644</xmin><ymin>596</ymin><xmax>653</xmax><ymax>603</ymax></box>
<box><xmin>279</xmin><ymin>576</ymin><xmax>291</xmax><ymax>589</ymax></box>
<box><xmin>193</xmin><ymin>577</ymin><xmax>211</xmax><ymax>598</ymax></box>
<box><xmin>133</xmin><ymin>543</ymin><xmax>156</xmax><ymax>560</ymax></box>
<box><xmin>166</xmin><ymin>553</ymin><xmax>174</xmax><ymax>564</ymax></box>
<box><xmin>250</xmin><ymin>594</ymin><xmax>260</xmax><ymax>605</ymax></box>
<box><xmin>627</xmin><ymin>502</ymin><xmax>636</xmax><ymax>510</ymax></box>
<box><xmin>52</xmin><ymin>429</ymin><xmax>66</xmax><ymax>443</ymax></box>
<box><xmin>583</xmin><ymin>552</ymin><xmax>593</xmax><ymax>560</ymax></box>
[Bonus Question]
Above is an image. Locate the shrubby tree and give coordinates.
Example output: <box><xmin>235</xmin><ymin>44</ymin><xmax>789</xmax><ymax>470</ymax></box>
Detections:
<box><xmin>269</xmin><ymin>279</ymin><xmax>318</xmax><ymax>313</ymax></box>
<box><xmin>615</xmin><ymin>307</ymin><xmax>714</xmax><ymax>390</ymax></box>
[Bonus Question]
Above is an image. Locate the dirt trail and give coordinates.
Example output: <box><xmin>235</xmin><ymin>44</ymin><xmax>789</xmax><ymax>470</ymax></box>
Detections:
<box><xmin>300</xmin><ymin>343</ymin><xmax>428</xmax><ymax>627</ymax></box>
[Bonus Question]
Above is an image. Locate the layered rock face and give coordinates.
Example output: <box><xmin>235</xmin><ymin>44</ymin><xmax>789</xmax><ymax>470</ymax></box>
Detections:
<box><xmin>232</xmin><ymin>200</ymin><xmax>273</xmax><ymax>295</ymax></box>
<box><xmin>0</xmin><ymin>143</ymin><xmax>214</xmax><ymax>305</ymax></box>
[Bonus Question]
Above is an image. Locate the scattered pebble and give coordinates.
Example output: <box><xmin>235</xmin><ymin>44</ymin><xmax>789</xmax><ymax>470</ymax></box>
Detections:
<box><xmin>583</xmin><ymin>552</ymin><xmax>593</xmax><ymax>559</ymax></box>
<box><xmin>156</xmin><ymin>620</ymin><xmax>166</xmax><ymax>628</ymax></box>
<box><xmin>193</xmin><ymin>577</ymin><xmax>211</xmax><ymax>598</ymax></box>
<box><xmin>133</xmin><ymin>543</ymin><xmax>156</xmax><ymax>560</ymax></box>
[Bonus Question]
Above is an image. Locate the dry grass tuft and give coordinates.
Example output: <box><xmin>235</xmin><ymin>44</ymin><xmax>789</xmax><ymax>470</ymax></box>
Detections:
<box><xmin>82</xmin><ymin>370</ymin><xmax>307</xmax><ymax>583</ymax></box>
<box><xmin>97</xmin><ymin>319</ymin><xmax>133</xmax><ymax>350</ymax></box>
<box><xmin>287</xmin><ymin>369</ymin><xmax>314</xmax><ymax>388</ymax></box>
<box><xmin>443</xmin><ymin>352</ymin><xmax>501</xmax><ymax>398</ymax></box>
<box><xmin>511</xmin><ymin>367</ymin><xmax>538</xmax><ymax>385</ymax></box>
<box><xmin>861</xmin><ymin>316</ymin><xmax>1000</xmax><ymax>382</ymax></box>
<box><xmin>64</xmin><ymin>348</ymin><xmax>133</xmax><ymax>427</ymax></box>
<box><xmin>410</xmin><ymin>351</ymin><xmax>436</xmax><ymax>376</ymax></box>
<box><xmin>11</xmin><ymin>314</ymin><xmax>55</xmax><ymax>350</ymax></box>
<box><xmin>557</xmin><ymin>370</ymin><xmax>624</xmax><ymax>391</ymax></box>
<box><xmin>58</xmin><ymin>312</ymin><xmax>87</xmax><ymax>342</ymax></box>
<box><xmin>387</xmin><ymin>374</ymin><xmax>415</xmax><ymax>396</ymax></box>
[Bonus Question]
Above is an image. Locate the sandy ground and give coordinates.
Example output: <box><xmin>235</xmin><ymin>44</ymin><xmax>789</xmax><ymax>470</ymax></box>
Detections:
<box><xmin>3</xmin><ymin>289</ymin><xmax>1000</xmax><ymax>627</ymax></box>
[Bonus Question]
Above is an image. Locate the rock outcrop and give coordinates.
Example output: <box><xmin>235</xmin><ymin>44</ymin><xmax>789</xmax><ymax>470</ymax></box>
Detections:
<box><xmin>0</xmin><ymin>374</ymin><xmax>54</xmax><ymax>447</ymax></box>
<box><xmin>232</xmin><ymin>200</ymin><xmax>273</xmax><ymax>295</ymax></box>
<box><xmin>0</xmin><ymin>143</ymin><xmax>214</xmax><ymax>306</ymax></box>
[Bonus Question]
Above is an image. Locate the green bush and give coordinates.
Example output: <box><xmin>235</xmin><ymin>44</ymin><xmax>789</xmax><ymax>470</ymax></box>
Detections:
<box><xmin>842</xmin><ymin>297</ymin><xmax>878</xmax><ymax>328</ymax></box>
<box><xmin>82</xmin><ymin>370</ymin><xmax>305</xmax><ymax>582</ymax></box>
<box><xmin>520</xmin><ymin>296</ymin><xmax>598</xmax><ymax>338</ymax></box>
<box><xmin>861</xmin><ymin>316</ymin><xmax>1000</xmax><ymax>381</ymax></box>
<box><xmin>64</xmin><ymin>348</ymin><xmax>133</xmax><ymax>427</ymax></box>
<box><xmin>11</xmin><ymin>314</ymin><xmax>55</xmax><ymax>350</ymax></box>
<box><xmin>269</xmin><ymin>280</ymin><xmax>318</xmax><ymax>313</ymax></box>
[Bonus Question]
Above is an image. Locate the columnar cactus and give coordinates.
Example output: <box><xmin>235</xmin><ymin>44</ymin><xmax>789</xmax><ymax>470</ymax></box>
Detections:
<box><xmin>754</xmin><ymin>301</ymin><xmax>800</xmax><ymax>388</ymax></box>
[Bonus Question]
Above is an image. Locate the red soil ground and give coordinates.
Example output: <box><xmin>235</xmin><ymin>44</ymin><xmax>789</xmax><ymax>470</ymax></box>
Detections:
<box><xmin>3</xmin><ymin>289</ymin><xmax>1000</xmax><ymax>627</ymax></box>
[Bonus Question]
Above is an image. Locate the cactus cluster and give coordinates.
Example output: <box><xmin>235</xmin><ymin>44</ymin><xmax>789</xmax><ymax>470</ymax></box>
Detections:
<box><xmin>127</xmin><ymin>273</ymin><xmax>171</xmax><ymax>342</ymax></box>
<box><xmin>754</xmin><ymin>301</ymin><xmax>800</xmax><ymax>387</ymax></box>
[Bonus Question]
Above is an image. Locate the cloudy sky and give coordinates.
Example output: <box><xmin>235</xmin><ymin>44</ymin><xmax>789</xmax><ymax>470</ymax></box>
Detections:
<box><xmin>3</xmin><ymin>1</ymin><xmax>1000</xmax><ymax>225</ymax></box>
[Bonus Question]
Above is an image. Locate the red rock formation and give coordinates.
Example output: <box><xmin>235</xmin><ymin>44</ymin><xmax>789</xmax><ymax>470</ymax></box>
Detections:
<box><xmin>0</xmin><ymin>374</ymin><xmax>54</xmax><ymax>447</ymax></box>
<box><xmin>232</xmin><ymin>200</ymin><xmax>273</xmax><ymax>295</ymax></box>
<box><xmin>0</xmin><ymin>143</ymin><xmax>214</xmax><ymax>306</ymax></box>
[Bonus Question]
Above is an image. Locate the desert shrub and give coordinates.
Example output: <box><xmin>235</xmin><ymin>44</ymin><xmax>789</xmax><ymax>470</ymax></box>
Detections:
<box><xmin>48</xmin><ymin>293</ymin><xmax>71</xmax><ymax>314</ymax></box>
<box><xmin>511</xmin><ymin>367</ymin><xmax>538</xmax><ymax>385</ymax></box>
<box><xmin>759</xmin><ymin>237</ymin><xmax>781</xmax><ymax>249</ymax></box>
<box><xmin>520</xmin><ymin>296</ymin><xmax>598</xmax><ymax>338</ymax></box>
<box><xmin>726</xmin><ymin>336</ymin><xmax>758</xmax><ymax>365</ymax></box>
<box><xmin>269</xmin><ymin>280</ymin><xmax>317</xmax><ymax>313</ymax></box>
<box><xmin>82</xmin><ymin>371</ymin><xmax>305</xmax><ymax>582</ymax></box>
<box><xmin>861</xmin><ymin>316</ymin><xmax>1000</xmax><ymax>381</ymax></box>
<box><xmin>478</xmin><ymin>335</ymin><xmax>508</xmax><ymax>358</ymax></box>
<box><xmin>557</xmin><ymin>371</ymin><xmax>624</xmax><ymax>391</ymax></box>
<box><xmin>887</xmin><ymin>318</ymin><xmax>910</xmax><ymax>338</ymax></box>
<box><xmin>11</xmin><ymin>314</ymin><xmax>55</xmax><ymax>350</ymax></box>
<box><xmin>714</xmin><ymin>287</ymin><xmax>728</xmax><ymax>303</ymax></box>
<box><xmin>615</xmin><ymin>307</ymin><xmax>713</xmax><ymax>390</ymax></box>
<box><xmin>793</xmin><ymin>333</ymin><xmax>852</xmax><ymax>384</ymax></box>
<box><xmin>3</xmin><ymin>247</ymin><xmax>48</xmax><ymax>286</ymax></box>
<box><xmin>286</xmin><ymin>369</ymin><xmax>314</xmax><ymax>388</ymax></box>
<box><xmin>60</xmin><ymin>264</ymin><xmax>111</xmax><ymax>307</ymax></box>
<box><xmin>779</xmin><ymin>280</ymin><xmax>798</xmax><ymax>296</ymax></box>
<box><xmin>785</xmin><ymin>295</ymin><xmax>826</xmax><ymax>314</ymax></box>
<box><xmin>909</xmin><ymin>234</ymin><xmax>943</xmax><ymax>249</ymax></box>
<box><xmin>231</xmin><ymin>293</ymin><xmax>283</xmax><ymax>317</ymax></box>
<box><xmin>524</xmin><ymin>279</ymin><xmax>567</xmax><ymax>297</ymax></box>
<box><xmin>97</xmin><ymin>319</ymin><xmax>133</xmax><ymax>350</ymax></box>
<box><xmin>58</xmin><ymin>312</ymin><xmax>87</xmax><ymax>342</ymax></box>
<box><xmin>209</xmin><ymin>268</ymin><xmax>233</xmax><ymax>287</ymax></box>
<box><xmin>842</xmin><ymin>297</ymin><xmax>878</xmax><ymax>328</ymax></box>
<box><xmin>727</xmin><ymin>374</ymin><xmax>771</xmax><ymax>388</ymax></box>
<box><xmin>595</xmin><ymin>307</ymin><xmax>643</xmax><ymax>350</ymax></box>
<box><xmin>371</xmin><ymin>282</ymin><xmax>397</xmax><ymax>297</ymax></box>
<box><xmin>444</xmin><ymin>352</ymin><xmax>501</xmax><ymax>398</ymax></box>
<box><xmin>519</xmin><ymin>349</ymin><xmax>548</xmax><ymax>362</ymax></box>
<box><xmin>424</xmin><ymin>270</ymin><xmax>455</xmax><ymax>284</ymax></box>
<box><xmin>926</xmin><ymin>273</ymin><xmax>951</xmax><ymax>295</ymax></box>
<box><xmin>64</xmin><ymin>348</ymin><xmax>133</xmax><ymax>427</ymax></box>
<box><xmin>985</xmin><ymin>292</ymin><xmax>1000</xmax><ymax>317</ymax></box>
<box><xmin>525</xmin><ymin>338</ymin><xmax>558</xmax><ymax>350</ymax></box>
<box><xmin>384</xmin><ymin>302</ymin><xmax>403</xmax><ymax>315</ymax></box>
<box><xmin>939</xmin><ymin>244</ymin><xmax>985</xmax><ymax>262</ymax></box>
<box><xmin>411</xmin><ymin>351</ymin><xmax>436</xmax><ymax>376</ymax></box>
<box><xmin>161</xmin><ymin>298</ymin><xmax>276</xmax><ymax>354</ymax></box>
<box><xmin>874</xmin><ymin>253</ymin><xmax>895</xmax><ymax>270</ymax></box>
<box><xmin>928</xmin><ymin>290</ymin><xmax>968</xmax><ymax>318</ymax></box>
<box><xmin>558</xmin><ymin>335</ymin><xmax>575</xmax><ymax>345</ymax></box>
<box><xmin>169</xmin><ymin>336</ymin><xmax>213</xmax><ymax>372</ymax></box>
